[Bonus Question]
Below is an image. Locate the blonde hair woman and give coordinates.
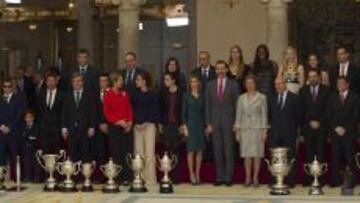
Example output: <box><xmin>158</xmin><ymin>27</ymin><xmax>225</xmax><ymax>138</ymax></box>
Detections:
<box><xmin>228</xmin><ymin>45</ymin><xmax>250</xmax><ymax>92</ymax></box>
<box><xmin>277</xmin><ymin>46</ymin><xmax>305</xmax><ymax>94</ymax></box>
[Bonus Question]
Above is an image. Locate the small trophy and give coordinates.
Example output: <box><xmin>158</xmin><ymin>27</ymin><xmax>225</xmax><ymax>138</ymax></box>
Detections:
<box><xmin>36</xmin><ymin>150</ymin><xmax>66</xmax><ymax>191</ymax></box>
<box><xmin>56</xmin><ymin>157</ymin><xmax>81</xmax><ymax>192</ymax></box>
<box><xmin>304</xmin><ymin>156</ymin><xmax>327</xmax><ymax>195</ymax></box>
<box><xmin>0</xmin><ymin>166</ymin><xmax>8</xmax><ymax>192</ymax></box>
<box><xmin>100</xmin><ymin>158</ymin><xmax>122</xmax><ymax>193</ymax></box>
<box><xmin>156</xmin><ymin>151</ymin><xmax>177</xmax><ymax>194</ymax></box>
<box><xmin>81</xmin><ymin>162</ymin><xmax>96</xmax><ymax>192</ymax></box>
<box><xmin>265</xmin><ymin>147</ymin><xmax>295</xmax><ymax>195</ymax></box>
<box><xmin>341</xmin><ymin>167</ymin><xmax>354</xmax><ymax>196</ymax></box>
<box><xmin>127</xmin><ymin>153</ymin><xmax>147</xmax><ymax>193</ymax></box>
<box><xmin>8</xmin><ymin>156</ymin><xmax>27</xmax><ymax>192</ymax></box>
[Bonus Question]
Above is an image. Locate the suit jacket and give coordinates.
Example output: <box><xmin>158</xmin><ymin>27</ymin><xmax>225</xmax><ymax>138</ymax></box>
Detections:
<box><xmin>96</xmin><ymin>89</ymin><xmax>110</xmax><ymax>126</ymax></box>
<box><xmin>18</xmin><ymin>75</ymin><xmax>35</xmax><ymax>107</ymax></box>
<box><xmin>159</xmin><ymin>72</ymin><xmax>187</xmax><ymax>93</ymax></box>
<box><xmin>160</xmin><ymin>90</ymin><xmax>182</xmax><ymax>126</ymax></box>
<box><xmin>191</xmin><ymin>66</ymin><xmax>217</xmax><ymax>90</ymax></box>
<box><xmin>68</xmin><ymin>65</ymin><xmax>100</xmax><ymax>93</ymax></box>
<box><xmin>326</xmin><ymin>91</ymin><xmax>360</xmax><ymax>137</ymax></box>
<box><xmin>205</xmin><ymin>78</ymin><xmax>238</xmax><ymax>129</ymax></box>
<box><xmin>329</xmin><ymin>62</ymin><xmax>360</xmax><ymax>95</ymax></box>
<box><xmin>120</xmin><ymin>67</ymin><xmax>147</xmax><ymax>99</ymax></box>
<box><xmin>269</xmin><ymin>91</ymin><xmax>300</xmax><ymax>138</ymax></box>
<box><xmin>61</xmin><ymin>90</ymin><xmax>96</xmax><ymax>135</ymax></box>
<box><xmin>299</xmin><ymin>84</ymin><xmax>330</xmax><ymax>130</ymax></box>
<box><xmin>20</xmin><ymin>122</ymin><xmax>38</xmax><ymax>146</ymax></box>
<box><xmin>0</xmin><ymin>93</ymin><xmax>26</xmax><ymax>135</ymax></box>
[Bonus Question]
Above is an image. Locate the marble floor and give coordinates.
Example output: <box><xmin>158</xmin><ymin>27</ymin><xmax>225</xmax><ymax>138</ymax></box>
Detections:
<box><xmin>0</xmin><ymin>183</ymin><xmax>360</xmax><ymax>203</ymax></box>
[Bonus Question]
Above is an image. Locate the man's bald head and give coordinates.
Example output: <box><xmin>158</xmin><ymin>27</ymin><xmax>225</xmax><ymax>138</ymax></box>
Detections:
<box><xmin>275</xmin><ymin>77</ymin><xmax>287</xmax><ymax>93</ymax></box>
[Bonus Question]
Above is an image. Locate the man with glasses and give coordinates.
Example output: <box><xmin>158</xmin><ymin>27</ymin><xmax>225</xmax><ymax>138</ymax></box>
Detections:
<box><xmin>191</xmin><ymin>51</ymin><xmax>217</xmax><ymax>91</ymax></box>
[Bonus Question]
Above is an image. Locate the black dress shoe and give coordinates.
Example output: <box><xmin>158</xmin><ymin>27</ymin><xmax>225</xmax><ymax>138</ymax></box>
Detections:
<box><xmin>225</xmin><ymin>181</ymin><xmax>233</xmax><ymax>187</ymax></box>
<box><xmin>213</xmin><ymin>181</ymin><xmax>224</xmax><ymax>186</ymax></box>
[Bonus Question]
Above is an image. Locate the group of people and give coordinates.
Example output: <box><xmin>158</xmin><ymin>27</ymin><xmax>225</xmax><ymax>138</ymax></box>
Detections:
<box><xmin>0</xmin><ymin>44</ymin><xmax>360</xmax><ymax>190</ymax></box>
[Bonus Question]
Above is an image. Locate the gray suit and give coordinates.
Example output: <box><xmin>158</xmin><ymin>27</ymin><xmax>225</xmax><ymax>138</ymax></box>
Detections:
<box><xmin>205</xmin><ymin>78</ymin><xmax>239</xmax><ymax>182</ymax></box>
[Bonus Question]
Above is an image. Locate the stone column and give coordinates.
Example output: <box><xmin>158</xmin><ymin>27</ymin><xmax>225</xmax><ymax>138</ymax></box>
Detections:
<box><xmin>115</xmin><ymin>0</ymin><xmax>145</xmax><ymax>68</ymax></box>
<box><xmin>76</xmin><ymin>0</ymin><xmax>94</xmax><ymax>59</ymax></box>
<box><xmin>261</xmin><ymin>0</ymin><xmax>293</xmax><ymax>63</ymax></box>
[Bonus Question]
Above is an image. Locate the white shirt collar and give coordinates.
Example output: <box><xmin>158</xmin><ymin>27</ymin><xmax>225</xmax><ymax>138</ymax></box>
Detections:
<box><xmin>341</xmin><ymin>90</ymin><xmax>349</xmax><ymax>98</ymax></box>
<box><xmin>79</xmin><ymin>64</ymin><xmax>88</xmax><ymax>70</ymax></box>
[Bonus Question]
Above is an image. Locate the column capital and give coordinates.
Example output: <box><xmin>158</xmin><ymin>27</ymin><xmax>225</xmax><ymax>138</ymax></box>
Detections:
<box><xmin>0</xmin><ymin>0</ymin><xmax>6</xmax><ymax>9</ymax></box>
<box><xmin>260</xmin><ymin>0</ymin><xmax>293</xmax><ymax>5</ymax></box>
<box><xmin>112</xmin><ymin>0</ymin><xmax>146</xmax><ymax>9</ymax></box>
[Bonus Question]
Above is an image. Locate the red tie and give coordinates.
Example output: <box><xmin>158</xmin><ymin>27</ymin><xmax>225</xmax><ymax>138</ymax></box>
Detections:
<box><xmin>218</xmin><ymin>79</ymin><xmax>224</xmax><ymax>102</ymax></box>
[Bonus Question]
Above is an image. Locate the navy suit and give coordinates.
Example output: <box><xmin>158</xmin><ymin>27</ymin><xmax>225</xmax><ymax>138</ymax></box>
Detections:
<box><xmin>17</xmin><ymin>75</ymin><xmax>35</xmax><ymax>108</ymax></box>
<box><xmin>68</xmin><ymin>65</ymin><xmax>100</xmax><ymax>93</ymax></box>
<box><xmin>120</xmin><ymin>67</ymin><xmax>148</xmax><ymax>99</ymax></box>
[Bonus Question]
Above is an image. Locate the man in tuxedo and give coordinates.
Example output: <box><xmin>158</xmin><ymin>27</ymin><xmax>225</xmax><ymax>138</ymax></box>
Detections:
<box><xmin>269</xmin><ymin>77</ymin><xmax>300</xmax><ymax>187</ymax></box>
<box><xmin>37</xmin><ymin>71</ymin><xmax>65</xmax><ymax>154</ymax></box>
<box><xmin>0</xmin><ymin>78</ymin><xmax>26</xmax><ymax>173</ymax></box>
<box><xmin>191</xmin><ymin>51</ymin><xmax>217</xmax><ymax>90</ymax></box>
<box><xmin>120</xmin><ymin>52</ymin><xmax>147</xmax><ymax>99</ymax></box>
<box><xmin>16</xmin><ymin>65</ymin><xmax>35</xmax><ymax>107</ymax></box>
<box><xmin>329</xmin><ymin>47</ymin><xmax>360</xmax><ymax>95</ymax></box>
<box><xmin>61</xmin><ymin>73</ymin><xmax>96</xmax><ymax>162</ymax></box>
<box><xmin>299</xmin><ymin>69</ymin><xmax>330</xmax><ymax>185</ymax></box>
<box><xmin>68</xmin><ymin>48</ymin><xmax>99</xmax><ymax>93</ymax></box>
<box><xmin>326</xmin><ymin>76</ymin><xmax>359</xmax><ymax>188</ymax></box>
<box><xmin>205</xmin><ymin>60</ymin><xmax>239</xmax><ymax>186</ymax></box>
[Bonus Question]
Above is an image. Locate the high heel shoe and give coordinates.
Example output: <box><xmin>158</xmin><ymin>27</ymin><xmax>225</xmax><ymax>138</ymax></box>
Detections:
<box><xmin>244</xmin><ymin>180</ymin><xmax>252</xmax><ymax>188</ymax></box>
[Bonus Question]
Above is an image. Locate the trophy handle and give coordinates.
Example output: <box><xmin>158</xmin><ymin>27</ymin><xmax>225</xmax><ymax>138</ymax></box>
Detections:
<box><xmin>99</xmin><ymin>165</ymin><xmax>105</xmax><ymax>173</ymax></box>
<box><xmin>35</xmin><ymin>150</ymin><xmax>46</xmax><ymax>170</ymax></box>
<box><xmin>303</xmin><ymin>164</ymin><xmax>311</xmax><ymax>175</ymax></box>
<box><xmin>57</xmin><ymin>150</ymin><xmax>66</xmax><ymax>161</ymax></box>
<box><xmin>115</xmin><ymin>165</ymin><xmax>123</xmax><ymax>176</ymax></box>
<box><xmin>264</xmin><ymin>159</ymin><xmax>271</xmax><ymax>170</ymax></box>
<box><xmin>92</xmin><ymin>161</ymin><xmax>96</xmax><ymax>171</ymax></box>
<box><xmin>289</xmin><ymin>159</ymin><xmax>296</xmax><ymax>170</ymax></box>
<box><xmin>155</xmin><ymin>155</ymin><xmax>161</xmax><ymax>170</ymax></box>
<box><xmin>74</xmin><ymin>161</ymin><xmax>82</xmax><ymax>175</ymax></box>
<box><xmin>126</xmin><ymin>154</ymin><xmax>133</xmax><ymax>168</ymax></box>
<box><xmin>171</xmin><ymin>154</ymin><xmax>178</xmax><ymax>170</ymax></box>
<box><xmin>322</xmin><ymin>163</ymin><xmax>328</xmax><ymax>175</ymax></box>
<box><xmin>56</xmin><ymin>163</ymin><xmax>64</xmax><ymax>175</ymax></box>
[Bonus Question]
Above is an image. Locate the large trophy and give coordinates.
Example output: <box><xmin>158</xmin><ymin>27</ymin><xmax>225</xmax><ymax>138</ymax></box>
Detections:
<box><xmin>81</xmin><ymin>162</ymin><xmax>96</xmax><ymax>192</ymax></box>
<box><xmin>265</xmin><ymin>147</ymin><xmax>295</xmax><ymax>195</ymax></box>
<box><xmin>36</xmin><ymin>150</ymin><xmax>66</xmax><ymax>191</ymax></box>
<box><xmin>0</xmin><ymin>166</ymin><xmax>8</xmax><ymax>192</ymax></box>
<box><xmin>156</xmin><ymin>151</ymin><xmax>177</xmax><ymax>194</ymax></box>
<box><xmin>56</xmin><ymin>157</ymin><xmax>81</xmax><ymax>192</ymax></box>
<box><xmin>100</xmin><ymin>158</ymin><xmax>122</xmax><ymax>193</ymax></box>
<box><xmin>127</xmin><ymin>153</ymin><xmax>147</xmax><ymax>193</ymax></box>
<box><xmin>304</xmin><ymin>156</ymin><xmax>328</xmax><ymax>195</ymax></box>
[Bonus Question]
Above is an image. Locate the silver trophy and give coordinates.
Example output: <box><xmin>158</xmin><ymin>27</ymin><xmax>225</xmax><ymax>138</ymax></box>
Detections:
<box><xmin>56</xmin><ymin>157</ymin><xmax>81</xmax><ymax>192</ymax></box>
<box><xmin>8</xmin><ymin>156</ymin><xmax>27</xmax><ymax>192</ymax></box>
<box><xmin>265</xmin><ymin>147</ymin><xmax>295</xmax><ymax>195</ymax></box>
<box><xmin>81</xmin><ymin>162</ymin><xmax>96</xmax><ymax>192</ymax></box>
<box><xmin>304</xmin><ymin>156</ymin><xmax>328</xmax><ymax>195</ymax></box>
<box><xmin>156</xmin><ymin>151</ymin><xmax>177</xmax><ymax>194</ymax></box>
<box><xmin>127</xmin><ymin>153</ymin><xmax>147</xmax><ymax>193</ymax></box>
<box><xmin>100</xmin><ymin>158</ymin><xmax>122</xmax><ymax>193</ymax></box>
<box><xmin>36</xmin><ymin>150</ymin><xmax>66</xmax><ymax>191</ymax></box>
<box><xmin>0</xmin><ymin>166</ymin><xmax>8</xmax><ymax>192</ymax></box>
<box><xmin>356</xmin><ymin>153</ymin><xmax>360</xmax><ymax>195</ymax></box>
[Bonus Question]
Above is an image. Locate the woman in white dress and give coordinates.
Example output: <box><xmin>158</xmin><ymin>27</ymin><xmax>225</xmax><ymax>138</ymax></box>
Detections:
<box><xmin>234</xmin><ymin>75</ymin><xmax>268</xmax><ymax>187</ymax></box>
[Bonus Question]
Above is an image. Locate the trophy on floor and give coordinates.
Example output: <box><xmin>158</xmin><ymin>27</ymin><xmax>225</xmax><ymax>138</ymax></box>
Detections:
<box><xmin>0</xmin><ymin>166</ymin><xmax>8</xmax><ymax>192</ymax></box>
<box><xmin>56</xmin><ymin>157</ymin><xmax>81</xmax><ymax>192</ymax></box>
<box><xmin>341</xmin><ymin>166</ymin><xmax>354</xmax><ymax>196</ymax></box>
<box><xmin>100</xmin><ymin>158</ymin><xmax>122</xmax><ymax>193</ymax></box>
<box><xmin>356</xmin><ymin>153</ymin><xmax>360</xmax><ymax>195</ymax></box>
<box><xmin>265</xmin><ymin>147</ymin><xmax>295</xmax><ymax>195</ymax></box>
<box><xmin>36</xmin><ymin>150</ymin><xmax>66</xmax><ymax>191</ymax></box>
<box><xmin>304</xmin><ymin>156</ymin><xmax>327</xmax><ymax>195</ymax></box>
<box><xmin>81</xmin><ymin>162</ymin><xmax>96</xmax><ymax>192</ymax></box>
<box><xmin>156</xmin><ymin>151</ymin><xmax>177</xmax><ymax>194</ymax></box>
<box><xmin>127</xmin><ymin>153</ymin><xmax>147</xmax><ymax>193</ymax></box>
<box><xmin>8</xmin><ymin>156</ymin><xmax>27</xmax><ymax>192</ymax></box>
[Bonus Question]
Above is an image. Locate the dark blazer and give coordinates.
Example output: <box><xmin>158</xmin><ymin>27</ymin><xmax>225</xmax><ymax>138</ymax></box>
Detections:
<box><xmin>61</xmin><ymin>90</ymin><xmax>96</xmax><ymax>135</ymax></box>
<box><xmin>68</xmin><ymin>65</ymin><xmax>100</xmax><ymax>93</ymax></box>
<box><xmin>96</xmin><ymin>89</ymin><xmax>110</xmax><ymax>126</ymax></box>
<box><xmin>160</xmin><ymin>90</ymin><xmax>182</xmax><ymax>126</ymax></box>
<box><xmin>120</xmin><ymin>67</ymin><xmax>147</xmax><ymax>98</ymax></box>
<box><xmin>191</xmin><ymin>65</ymin><xmax>217</xmax><ymax>90</ymax></box>
<box><xmin>0</xmin><ymin>93</ymin><xmax>26</xmax><ymax>135</ymax></box>
<box><xmin>326</xmin><ymin>91</ymin><xmax>360</xmax><ymax>137</ymax></box>
<box><xmin>18</xmin><ymin>75</ymin><xmax>35</xmax><ymax>107</ymax></box>
<box><xmin>329</xmin><ymin>62</ymin><xmax>360</xmax><ymax>95</ymax></box>
<box><xmin>269</xmin><ymin>91</ymin><xmax>300</xmax><ymax>138</ymax></box>
<box><xmin>299</xmin><ymin>84</ymin><xmax>330</xmax><ymax>129</ymax></box>
<box><xmin>20</xmin><ymin>122</ymin><xmax>38</xmax><ymax>146</ymax></box>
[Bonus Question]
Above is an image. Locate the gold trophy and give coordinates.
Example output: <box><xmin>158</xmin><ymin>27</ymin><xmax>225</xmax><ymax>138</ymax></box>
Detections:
<box><xmin>127</xmin><ymin>153</ymin><xmax>147</xmax><ymax>193</ymax></box>
<box><xmin>265</xmin><ymin>147</ymin><xmax>295</xmax><ymax>195</ymax></box>
<box><xmin>56</xmin><ymin>157</ymin><xmax>81</xmax><ymax>192</ymax></box>
<box><xmin>81</xmin><ymin>162</ymin><xmax>96</xmax><ymax>192</ymax></box>
<box><xmin>304</xmin><ymin>156</ymin><xmax>328</xmax><ymax>195</ymax></box>
<box><xmin>0</xmin><ymin>166</ymin><xmax>8</xmax><ymax>192</ymax></box>
<box><xmin>100</xmin><ymin>158</ymin><xmax>122</xmax><ymax>193</ymax></box>
<box><xmin>36</xmin><ymin>150</ymin><xmax>66</xmax><ymax>191</ymax></box>
<box><xmin>156</xmin><ymin>151</ymin><xmax>177</xmax><ymax>194</ymax></box>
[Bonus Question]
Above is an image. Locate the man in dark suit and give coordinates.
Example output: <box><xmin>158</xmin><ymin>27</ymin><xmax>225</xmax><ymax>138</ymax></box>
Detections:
<box><xmin>329</xmin><ymin>47</ymin><xmax>360</xmax><ymax>95</ymax></box>
<box><xmin>16</xmin><ymin>65</ymin><xmax>35</xmax><ymax>108</ymax></box>
<box><xmin>0</xmin><ymin>78</ymin><xmax>26</xmax><ymax>174</ymax></box>
<box><xmin>191</xmin><ymin>51</ymin><xmax>217</xmax><ymax>90</ymax></box>
<box><xmin>67</xmin><ymin>48</ymin><xmax>99</xmax><ymax>93</ymax></box>
<box><xmin>205</xmin><ymin>60</ymin><xmax>239</xmax><ymax>186</ymax></box>
<box><xmin>299</xmin><ymin>69</ymin><xmax>330</xmax><ymax>185</ymax></box>
<box><xmin>326</xmin><ymin>76</ymin><xmax>359</xmax><ymax>188</ymax></box>
<box><xmin>37</xmin><ymin>71</ymin><xmax>65</xmax><ymax>154</ymax></box>
<box><xmin>269</xmin><ymin>77</ymin><xmax>300</xmax><ymax>187</ymax></box>
<box><xmin>61</xmin><ymin>73</ymin><xmax>96</xmax><ymax>162</ymax></box>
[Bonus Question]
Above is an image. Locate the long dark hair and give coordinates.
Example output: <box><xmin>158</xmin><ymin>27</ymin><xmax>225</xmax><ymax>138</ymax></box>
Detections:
<box><xmin>253</xmin><ymin>44</ymin><xmax>271</xmax><ymax>74</ymax></box>
<box><xmin>164</xmin><ymin>57</ymin><xmax>180</xmax><ymax>75</ymax></box>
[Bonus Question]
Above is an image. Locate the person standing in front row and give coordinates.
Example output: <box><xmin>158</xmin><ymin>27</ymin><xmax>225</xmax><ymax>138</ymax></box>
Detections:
<box><xmin>234</xmin><ymin>75</ymin><xmax>268</xmax><ymax>188</ymax></box>
<box><xmin>133</xmin><ymin>72</ymin><xmax>161</xmax><ymax>186</ymax></box>
<box><xmin>326</xmin><ymin>77</ymin><xmax>359</xmax><ymax>188</ymax></box>
<box><xmin>205</xmin><ymin>60</ymin><xmax>239</xmax><ymax>186</ymax></box>
<box><xmin>181</xmin><ymin>75</ymin><xmax>205</xmax><ymax>185</ymax></box>
<box><xmin>103</xmin><ymin>72</ymin><xmax>133</xmax><ymax>186</ymax></box>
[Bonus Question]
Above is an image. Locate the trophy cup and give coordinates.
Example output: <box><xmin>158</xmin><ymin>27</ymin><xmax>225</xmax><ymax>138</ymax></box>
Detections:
<box><xmin>81</xmin><ymin>162</ymin><xmax>96</xmax><ymax>192</ymax></box>
<box><xmin>156</xmin><ymin>151</ymin><xmax>177</xmax><ymax>194</ymax></box>
<box><xmin>100</xmin><ymin>158</ymin><xmax>122</xmax><ymax>193</ymax></box>
<box><xmin>265</xmin><ymin>147</ymin><xmax>295</xmax><ymax>195</ymax></box>
<box><xmin>36</xmin><ymin>150</ymin><xmax>66</xmax><ymax>191</ymax></box>
<box><xmin>127</xmin><ymin>153</ymin><xmax>147</xmax><ymax>193</ymax></box>
<box><xmin>304</xmin><ymin>156</ymin><xmax>328</xmax><ymax>195</ymax></box>
<box><xmin>56</xmin><ymin>157</ymin><xmax>81</xmax><ymax>192</ymax></box>
<box><xmin>0</xmin><ymin>166</ymin><xmax>8</xmax><ymax>192</ymax></box>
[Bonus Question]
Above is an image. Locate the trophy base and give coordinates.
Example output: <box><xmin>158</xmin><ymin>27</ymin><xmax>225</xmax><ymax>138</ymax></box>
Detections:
<box><xmin>7</xmin><ymin>186</ymin><xmax>27</xmax><ymax>192</ymax></box>
<box><xmin>81</xmin><ymin>185</ymin><xmax>93</xmax><ymax>192</ymax></box>
<box><xmin>309</xmin><ymin>186</ymin><xmax>324</xmax><ymax>195</ymax></box>
<box><xmin>60</xmin><ymin>186</ymin><xmax>78</xmax><ymax>193</ymax></box>
<box><xmin>341</xmin><ymin>187</ymin><xmax>354</xmax><ymax>196</ymax></box>
<box><xmin>102</xmin><ymin>186</ymin><xmax>120</xmax><ymax>193</ymax></box>
<box><xmin>44</xmin><ymin>185</ymin><xmax>59</xmax><ymax>192</ymax></box>
<box><xmin>270</xmin><ymin>187</ymin><xmax>290</xmax><ymax>196</ymax></box>
<box><xmin>129</xmin><ymin>186</ymin><xmax>147</xmax><ymax>193</ymax></box>
<box><xmin>159</xmin><ymin>182</ymin><xmax>174</xmax><ymax>194</ymax></box>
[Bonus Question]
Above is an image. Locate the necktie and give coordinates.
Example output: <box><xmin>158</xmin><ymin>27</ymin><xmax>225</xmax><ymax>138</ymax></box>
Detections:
<box><xmin>80</xmin><ymin>68</ymin><xmax>85</xmax><ymax>75</ymax></box>
<box><xmin>100</xmin><ymin>90</ymin><xmax>105</xmax><ymax>102</ymax></box>
<box><xmin>278</xmin><ymin>93</ymin><xmax>284</xmax><ymax>109</ymax></box>
<box><xmin>3</xmin><ymin>95</ymin><xmax>9</xmax><ymax>104</ymax></box>
<box><xmin>311</xmin><ymin>87</ymin><xmax>317</xmax><ymax>102</ymax></box>
<box><xmin>218</xmin><ymin>79</ymin><xmax>224</xmax><ymax>102</ymax></box>
<box><xmin>75</xmin><ymin>91</ymin><xmax>81</xmax><ymax>108</ymax></box>
<box><xmin>126</xmin><ymin>70</ymin><xmax>133</xmax><ymax>85</ymax></box>
<box><xmin>340</xmin><ymin>93</ymin><xmax>346</xmax><ymax>105</ymax></box>
<box><xmin>340</xmin><ymin>64</ymin><xmax>345</xmax><ymax>77</ymax></box>
<box><xmin>48</xmin><ymin>91</ymin><xmax>53</xmax><ymax>109</ymax></box>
